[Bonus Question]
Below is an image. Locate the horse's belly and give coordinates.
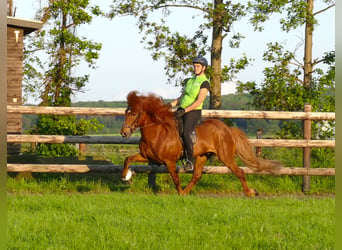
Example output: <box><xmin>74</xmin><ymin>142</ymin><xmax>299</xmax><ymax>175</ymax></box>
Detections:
<box><xmin>140</xmin><ymin>140</ymin><xmax>181</xmax><ymax>162</ymax></box>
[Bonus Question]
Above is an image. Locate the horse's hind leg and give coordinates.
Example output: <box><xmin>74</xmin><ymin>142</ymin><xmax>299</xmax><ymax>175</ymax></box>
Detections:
<box><xmin>182</xmin><ymin>155</ymin><xmax>207</xmax><ymax>195</ymax></box>
<box><xmin>230</xmin><ymin>161</ymin><xmax>258</xmax><ymax>197</ymax></box>
<box><xmin>219</xmin><ymin>154</ymin><xmax>258</xmax><ymax>197</ymax></box>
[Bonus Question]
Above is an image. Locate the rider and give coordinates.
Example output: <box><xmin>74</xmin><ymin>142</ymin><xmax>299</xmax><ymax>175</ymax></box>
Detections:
<box><xmin>169</xmin><ymin>56</ymin><xmax>210</xmax><ymax>171</ymax></box>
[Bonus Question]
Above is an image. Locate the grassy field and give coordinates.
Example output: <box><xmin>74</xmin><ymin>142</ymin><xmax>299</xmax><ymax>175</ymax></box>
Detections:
<box><xmin>8</xmin><ymin>143</ymin><xmax>335</xmax><ymax>249</ymax></box>
<box><xmin>8</xmin><ymin>193</ymin><xmax>334</xmax><ymax>249</ymax></box>
<box><xmin>7</xmin><ymin>171</ymin><xmax>335</xmax><ymax>196</ymax></box>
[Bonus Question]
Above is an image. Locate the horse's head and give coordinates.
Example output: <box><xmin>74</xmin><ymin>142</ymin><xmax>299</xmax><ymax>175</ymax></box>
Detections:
<box><xmin>120</xmin><ymin>107</ymin><xmax>143</xmax><ymax>137</ymax></box>
<box><xmin>120</xmin><ymin>90</ymin><xmax>176</xmax><ymax>137</ymax></box>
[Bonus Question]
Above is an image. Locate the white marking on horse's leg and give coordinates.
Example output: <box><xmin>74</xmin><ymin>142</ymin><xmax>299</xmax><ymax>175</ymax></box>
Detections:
<box><xmin>122</xmin><ymin>169</ymin><xmax>132</xmax><ymax>181</ymax></box>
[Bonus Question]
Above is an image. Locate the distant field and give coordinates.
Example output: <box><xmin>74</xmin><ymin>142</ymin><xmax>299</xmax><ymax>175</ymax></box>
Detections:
<box><xmin>7</xmin><ymin>193</ymin><xmax>335</xmax><ymax>249</ymax></box>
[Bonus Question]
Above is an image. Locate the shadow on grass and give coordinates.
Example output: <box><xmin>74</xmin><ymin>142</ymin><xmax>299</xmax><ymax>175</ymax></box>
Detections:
<box><xmin>8</xmin><ymin>172</ymin><xmax>132</xmax><ymax>193</ymax></box>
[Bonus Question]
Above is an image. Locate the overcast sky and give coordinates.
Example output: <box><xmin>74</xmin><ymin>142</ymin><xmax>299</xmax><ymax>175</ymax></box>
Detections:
<box><xmin>14</xmin><ymin>0</ymin><xmax>335</xmax><ymax>104</ymax></box>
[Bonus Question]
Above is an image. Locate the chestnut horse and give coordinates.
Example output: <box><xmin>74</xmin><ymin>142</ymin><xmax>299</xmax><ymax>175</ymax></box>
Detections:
<box><xmin>120</xmin><ymin>91</ymin><xmax>282</xmax><ymax>197</ymax></box>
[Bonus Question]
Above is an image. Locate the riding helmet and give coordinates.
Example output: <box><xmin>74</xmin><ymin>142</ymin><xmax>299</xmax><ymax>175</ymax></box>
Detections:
<box><xmin>192</xmin><ymin>56</ymin><xmax>208</xmax><ymax>67</ymax></box>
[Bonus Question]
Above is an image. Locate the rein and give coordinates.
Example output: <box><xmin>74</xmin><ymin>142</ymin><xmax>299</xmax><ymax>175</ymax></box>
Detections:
<box><xmin>137</xmin><ymin>122</ymin><xmax>158</xmax><ymax>130</ymax></box>
<box><xmin>123</xmin><ymin>109</ymin><xmax>168</xmax><ymax>132</ymax></box>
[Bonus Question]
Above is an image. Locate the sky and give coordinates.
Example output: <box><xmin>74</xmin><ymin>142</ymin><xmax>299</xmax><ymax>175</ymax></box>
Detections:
<box><xmin>13</xmin><ymin>0</ymin><xmax>335</xmax><ymax>104</ymax></box>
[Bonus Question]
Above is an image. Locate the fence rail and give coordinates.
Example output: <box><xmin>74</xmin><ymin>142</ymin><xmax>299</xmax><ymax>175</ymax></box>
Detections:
<box><xmin>7</xmin><ymin>105</ymin><xmax>335</xmax><ymax>120</ymax></box>
<box><xmin>7</xmin><ymin>164</ymin><xmax>335</xmax><ymax>176</ymax></box>
<box><xmin>7</xmin><ymin>135</ymin><xmax>335</xmax><ymax>148</ymax></box>
<box><xmin>7</xmin><ymin>105</ymin><xmax>335</xmax><ymax>181</ymax></box>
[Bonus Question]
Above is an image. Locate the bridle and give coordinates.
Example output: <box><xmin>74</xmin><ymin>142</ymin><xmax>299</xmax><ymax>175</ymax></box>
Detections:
<box><xmin>122</xmin><ymin>108</ymin><xmax>142</xmax><ymax>132</ymax></box>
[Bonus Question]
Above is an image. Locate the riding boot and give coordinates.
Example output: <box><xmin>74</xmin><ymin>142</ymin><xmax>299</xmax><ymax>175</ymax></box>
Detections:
<box><xmin>184</xmin><ymin>148</ymin><xmax>195</xmax><ymax>172</ymax></box>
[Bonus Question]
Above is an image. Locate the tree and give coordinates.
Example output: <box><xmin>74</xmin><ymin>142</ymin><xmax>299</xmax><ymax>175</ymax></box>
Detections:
<box><xmin>238</xmin><ymin>0</ymin><xmax>335</xmax><ymax>139</ymax></box>
<box><xmin>24</xmin><ymin>0</ymin><xmax>103</xmax><ymax>106</ymax></box>
<box><xmin>24</xmin><ymin>0</ymin><xmax>104</xmax><ymax>156</ymax></box>
<box><xmin>108</xmin><ymin>0</ymin><xmax>251</xmax><ymax>109</ymax></box>
<box><xmin>248</xmin><ymin>0</ymin><xmax>334</xmax><ymax>90</ymax></box>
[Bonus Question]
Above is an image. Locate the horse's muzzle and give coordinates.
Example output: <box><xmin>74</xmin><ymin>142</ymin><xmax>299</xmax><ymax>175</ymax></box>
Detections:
<box><xmin>120</xmin><ymin>127</ymin><xmax>132</xmax><ymax>138</ymax></box>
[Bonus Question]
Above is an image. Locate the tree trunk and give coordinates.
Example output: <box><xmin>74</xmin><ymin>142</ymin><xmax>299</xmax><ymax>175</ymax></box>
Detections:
<box><xmin>55</xmin><ymin>11</ymin><xmax>68</xmax><ymax>106</ymax></box>
<box><xmin>210</xmin><ymin>0</ymin><xmax>224</xmax><ymax>110</ymax></box>
<box><xmin>303</xmin><ymin>0</ymin><xmax>313</xmax><ymax>90</ymax></box>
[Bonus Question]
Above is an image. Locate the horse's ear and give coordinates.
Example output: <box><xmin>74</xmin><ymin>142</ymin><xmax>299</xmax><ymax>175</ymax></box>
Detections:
<box><xmin>127</xmin><ymin>91</ymin><xmax>139</xmax><ymax>107</ymax></box>
<box><xmin>127</xmin><ymin>91</ymin><xmax>138</xmax><ymax>101</ymax></box>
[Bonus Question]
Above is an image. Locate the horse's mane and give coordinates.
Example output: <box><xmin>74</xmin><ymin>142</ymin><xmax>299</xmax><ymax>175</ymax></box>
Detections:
<box><xmin>126</xmin><ymin>91</ymin><xmax>177</xmax><ymax>126</ymax></box>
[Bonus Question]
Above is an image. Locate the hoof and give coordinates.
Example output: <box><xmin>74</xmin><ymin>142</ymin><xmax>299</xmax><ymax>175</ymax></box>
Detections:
<box><xmin>246</xmin><ymin>188</ymin><xmax>259</xmax><ymax>197</ymax></box>
<box><xmin>122</xmin><ymin>169</ymin><xmax>132</xmax><ymax>181</ymax></box>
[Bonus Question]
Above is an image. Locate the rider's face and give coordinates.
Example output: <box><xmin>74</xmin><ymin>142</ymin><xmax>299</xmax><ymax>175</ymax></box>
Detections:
<box><xmin>193</xmin><ymin>63</ymin><xmax>205</xmax><ymax>76</ymax></box>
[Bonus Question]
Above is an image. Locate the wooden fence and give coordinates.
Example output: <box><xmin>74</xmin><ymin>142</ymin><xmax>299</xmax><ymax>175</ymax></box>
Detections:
<box><xmin>7</xmin><ymin>104</ymin><xmax>335</xmax><ymax>190</ymax></box>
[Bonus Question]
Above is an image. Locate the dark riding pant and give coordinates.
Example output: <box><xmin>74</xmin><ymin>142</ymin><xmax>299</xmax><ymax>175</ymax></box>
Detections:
<box><xmin>182</xmin><ymin>110</ymin><xmax>201</xmax><ymax>162</ymax></box>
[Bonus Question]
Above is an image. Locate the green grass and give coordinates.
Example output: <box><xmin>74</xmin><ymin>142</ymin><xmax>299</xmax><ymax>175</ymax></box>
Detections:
<box><xmin>8</xmin><ymin>141</ymin><xmax>335</xmax><ymax>248</ymax></box>
<box><xmin>7</xmin><ymin>171</ymin><xmax>335</xmax><ymax>196</ymax></box>
<box><xmin>7</xmin><ymin>193</ymin><xmax>334</xmax><ymax>249</ymax></box>
<box><xmin>7</xmin><ymin>144</ymin><xmax>335</xmax><ymax>249</ymax></box>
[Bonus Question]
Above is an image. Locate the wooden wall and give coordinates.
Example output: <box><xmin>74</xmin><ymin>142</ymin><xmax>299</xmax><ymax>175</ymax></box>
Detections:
<box><xmin>7</xmin><ymin>26</ymin><xmax>23</xmax><ymax>154</ymax></box>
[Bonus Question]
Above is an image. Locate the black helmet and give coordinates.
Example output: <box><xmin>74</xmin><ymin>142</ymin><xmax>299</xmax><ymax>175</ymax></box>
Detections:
<box><xmin>192</xmin><ymin>56</ymin><xmax>208</xmax><ymax>67</ymax></box>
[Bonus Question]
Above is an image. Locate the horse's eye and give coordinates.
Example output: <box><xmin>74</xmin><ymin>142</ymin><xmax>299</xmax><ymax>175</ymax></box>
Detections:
<box><xmin>126</xmin><ymin>109</ymin><xmax>137</xmax><ymax>116</ymax></box>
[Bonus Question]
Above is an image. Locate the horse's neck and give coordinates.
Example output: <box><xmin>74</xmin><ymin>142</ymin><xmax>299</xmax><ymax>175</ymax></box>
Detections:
<box><xmin>140</xmin><ymin>115</ymin><xmax>153</xmax><ymax>128</ymax></box>
<box><xmin>140</xmin><ymin>117</ymin><xmax>178</xmax><ymax>136</ymax></box>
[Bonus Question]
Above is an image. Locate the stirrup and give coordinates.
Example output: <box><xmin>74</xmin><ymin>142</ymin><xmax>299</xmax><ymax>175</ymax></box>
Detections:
<box><xmin>184</xmin><ymin>160</ymin><xmax>194</xmax><ymax>172</ymax></box>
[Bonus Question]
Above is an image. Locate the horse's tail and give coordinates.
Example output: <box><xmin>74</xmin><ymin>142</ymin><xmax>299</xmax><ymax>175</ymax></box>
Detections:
<box><xmin>231</xmin><ymin>127</ymin><xmax>282</xmax><ymax>174</ymax></box>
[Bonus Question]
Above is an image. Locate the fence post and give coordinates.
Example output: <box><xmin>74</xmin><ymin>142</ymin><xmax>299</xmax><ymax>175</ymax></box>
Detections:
<box><xmin>79</xmin><ymin>143</ymin><xmax>86</xmax><ymax>155</ymax></box>
<box><xmin>303</xmin><ymin>103</ymin><xmax>311</xmax><ymax>192</ymax></box>
<box><xmin>256</xmin><ymin>128</ymin><xmax>263</xmax><ymax>157</ymax></box>
<box><xmin>148</xmin><ymin>162</ymin><xmax>158</xmax><ymax>192</ymax></box>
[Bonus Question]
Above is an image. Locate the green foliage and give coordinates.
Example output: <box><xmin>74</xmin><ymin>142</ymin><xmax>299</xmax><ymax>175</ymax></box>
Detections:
<box><xmin>239</xmin><ymin>43</ymin><xmax>334</xmax><ymax>112</ymax></box>
<box><xmin>241</xmin><ymin>1</ymin><xmax>335</xmax><ymax>139</ymax></box>
<box><xmin>23</xmin><ymin>1</ymin><xmax>105</xmax><ymax>156</ymax></box>
<box><xmin>29</xmin><ymin>115</ymin><xmax>103</xmax><ymax>157</ymax></box>
<box><xmin>248</xmin><ymin>0</ymin><xmax>335</xmax><ymax>32</ymax></box>
<box><xmin>23</xmin><ymin>0</ymin><xmax>102</xmax><ymax>105</ymax></box>
<box><xmin>238</xmin><ymin>44</ymin><xmax>335</xmax><ymax>139</ymax></box>
<box><xmin>108</xmin><ymin>0</ymin><xmax>252</xmax><ymax>108</ymax></box>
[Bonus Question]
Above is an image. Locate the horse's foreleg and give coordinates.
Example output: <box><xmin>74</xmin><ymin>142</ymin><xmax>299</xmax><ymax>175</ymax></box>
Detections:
<box><xmin>122</xmin><ymin>153</ymin><xmax>148</xmax><ymax>181</ymax></box>
<box><xmin>165</xmin><ymin>161</ymin><xmax>183</xmax><ymax>195</ymax></box>
<box><xmin>182</xmin><ymin>156</ymin><xmax>207</xmax><ymax>195</ymax></box>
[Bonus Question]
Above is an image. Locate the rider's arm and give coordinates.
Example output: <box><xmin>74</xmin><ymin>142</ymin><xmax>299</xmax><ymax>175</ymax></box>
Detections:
<box><xmin>169</xmin><ymin>98</ymin><xmax>179</xmax><ymax>107</ymax></box>
<box><xmin>184</xmin><ymin>87</ymin><xmax>209</xmax><ymax>113</ymax></box>
<box><xmin>169</xmin><ymin>92</ymin><xmax>184</xmax><ymax>108</ymax></box>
